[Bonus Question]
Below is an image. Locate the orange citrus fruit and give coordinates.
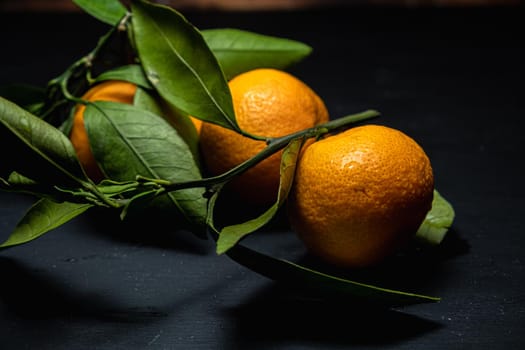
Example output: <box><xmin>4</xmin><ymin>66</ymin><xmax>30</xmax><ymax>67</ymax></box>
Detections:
<box><xmin>70</xmin><ymin>80</ymin><xmax>137</xmax><ymax>182</ymax></box>
<box><xmin>199</xmin><ymin>68</ymin><xmax>329</xmax><ymax>205</ymax></box>
<box><xmin>288</xmin><ymin>124</ymin><xmax>434</xmax><ymax>268</ymax></box>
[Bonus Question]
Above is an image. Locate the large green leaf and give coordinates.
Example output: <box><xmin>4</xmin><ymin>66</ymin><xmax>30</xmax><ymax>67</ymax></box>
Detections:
<box><xmin>0</xmin><ymin>96</ymin><xmax>88</xmax><ymax>187</ymax></box>
<box><xmin>215</xmin><ymin>137</ymin><xmax>304</xmax><ymax>254</ymax></box>
<box><xmin>84</xmin><ymin>101</ymin><xmax>206</xmax><ymax>226</ymax></box>
<box><xmin>73</xmin><ymin>0</ymin><xmax>127</xmax><ymax>26</ymax></box>
<box><xmin>203</xmin><ymin>28</ymin><xmax>312</xmax><ymax>80</ymax></box>
<box><xmin>131</xmin><ymin>0</ymin><xmax>238</xmax><ymax>131</ymax></box>
<box><xmin>224</xmin><ymin>240</ymin><xmax>440</xmax><ymax>306</ymax></box>
<box><xmin>0</xmin><ymin>198</ymin><xmax>92</xmax><ymax>249</ymax></box>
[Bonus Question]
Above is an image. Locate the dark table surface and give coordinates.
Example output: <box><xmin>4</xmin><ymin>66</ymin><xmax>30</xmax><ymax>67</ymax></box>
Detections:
<box><xmin>1</xmin><ymin>5</ymin><xmax>524</xmax><ymax>350</ymax></box>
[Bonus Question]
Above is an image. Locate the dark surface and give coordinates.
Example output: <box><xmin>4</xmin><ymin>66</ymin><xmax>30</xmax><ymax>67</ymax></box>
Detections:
<box><xmin>1</xmin><ymin>5</ymin><xmax>524</xmax><ymax>349</ymax></box>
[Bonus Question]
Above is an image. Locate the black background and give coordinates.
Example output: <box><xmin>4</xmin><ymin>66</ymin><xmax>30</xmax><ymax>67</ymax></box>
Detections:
<box><xmin>1</xmin><ymin>4</ymin><xmax>524</xmax><ymax>349</ymax></box>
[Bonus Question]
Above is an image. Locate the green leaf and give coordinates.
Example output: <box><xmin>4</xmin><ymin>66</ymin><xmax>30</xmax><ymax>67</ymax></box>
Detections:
<box><xmin>133</xmin><ymin>87</ymin><xmax>200</xmax><ymax>164</ymax></box>
<box><xmin>202</xmin><ymin>28</ymin><xmax>312</xmax><ymax>80</ymax></box>
<box><xmin>0</xmin><ymin>198</ymin><xmax>92</xmax><ymax>249</ymax></box>
<box><xmin>84</xmin><ymin>101</ymin><xmax>207</xmax><ymax>226</ymax></box>
<box><xmin>416</xmin><ymin>190</ymin><xmax>455</xmax><ymax>245</ymax></box>
<box><xmin>223</xmin><ymin>240</ymin><xmax>440</xmax><ymax>306</ymax></box>
<box><xmin>0</xmin><ymin>96</ymin><xmax>88</xmax><ymax>187</ymax></box>
<box><xmin>1</xmin><ymin>172</ymin><xmax>65</xmax><ymax>200</ymax></box>
<box><xmin>131</xmin><ymin>0</ymin><xmax>239</xmax><ymax>131</ymax></box>
<box><xmin>96</xmin><ymin>180</ymin><xmax>140</xmax><ymax>196</ymax></box>
<box><xmin>73</xmin><ymin>0</ymin><xmax>127</xmax><ymax>26</ymax></box>
<box><xmin>94</xmin><ymin>64</ymin><xmax>152</xmax><ymax>89</ymax></box>
<box><xmin>132</xmin><ymin>86</ymin><xmax>163</xmax><ymax>115</ymax></box>
<box><xmin>215</xmin><ymin>137</ymin><xmax>304</xmax><ymax>254</ymax></box>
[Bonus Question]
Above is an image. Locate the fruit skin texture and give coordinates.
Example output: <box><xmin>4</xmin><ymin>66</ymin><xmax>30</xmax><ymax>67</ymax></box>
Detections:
<box><xmin>70</xmin><ymin>80</ymin><xmax>137</xmax><ymax>182</ymax></box>
<box><xmin>199</xmin><ymin>68</ymin><xmax>329</xmax><ymax>205</ymax></box>
<box><xmin>288</xmin><ymin>125</ymin><xmax>434</xmax><ymax>268</ymax></box>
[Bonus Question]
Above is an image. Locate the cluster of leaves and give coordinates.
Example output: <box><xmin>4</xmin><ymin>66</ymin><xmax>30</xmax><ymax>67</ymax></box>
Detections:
<box><xmin>0</xmin><ymin>0</ymin><xmax>454</xmax><ymax>306</ymax></box>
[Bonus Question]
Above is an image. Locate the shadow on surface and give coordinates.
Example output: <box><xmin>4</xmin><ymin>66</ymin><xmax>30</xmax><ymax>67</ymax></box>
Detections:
<box><xmin>224</xmin><ymin>284</ymin><xmax>443</xmax><ymax>348</ymax></box>
<box><xmin>219</xmin><ymin>232</ymin><xmax>469</xmax><ymax>348</ymax></box>
<box><xmin>75</xmin><ymin>207</ymin><xmax>213</xmax><ymax>256</ymax></box>
<box><xmin>296</xmin><ymin>228</ymin><xmax>470</xmax><ymax>293</ymax></box>
<box><xmin>220</xmin><ymin>228</ymin><xmax>470</xmax><ymax>347</ymax></box>
<box><xmin>0</xmin><ymin>256</ymin><xmax>167</xmax><ymax>322</ymax></box>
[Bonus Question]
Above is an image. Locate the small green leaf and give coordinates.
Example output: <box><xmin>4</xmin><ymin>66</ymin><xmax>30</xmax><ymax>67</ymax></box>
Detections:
<box><xmin>94</xmin><ymin>64</ymin><xmax>152</xmax><ymax>89</ymax></box>
<box><xmin>0</xmin><ymin>96</ymin><xmax>88</xmax><ymax>187</ymax></box>
<box><xmin>96</xmin><ymin>180</ymin><xmax>140</xmax><ymax>196</ymax></box>
<box><xmin>0</xmin><ymin>198</ymin><xmax>92</xmax><ymax>249</ymax></box>
<box><xmin>73</xmin><ymin>0</ymin><xmax>127</xmax><ymax>26</ymax></box>
<box><xmin>1</xmin><ymin>172</ymin><xmax>64</xmax><ymax>200</ymax></box>
<box><xmin>84</xmin><ymin>101</ymin><xmax>207</xmax><ymax>226</ymax></box>
<box><xmin>131</xmin><ymin>0</ymin><xmax>238</xmax><ymax>131</ymax></box>
<box><xmin>203</xmin><ymin>28</ymin><xmax>312</xmax><ymax>79</ymax></box>
<box><xmin>215</xmin><ymin>137</ymin><xmax>304</xmax><ymax>254</ymax></box>
<box><xmin>4</xmin><ymin>171</ymin><xmax>38</xmax><ymax>187</ymax></box>
<box><xmin>224</xmin><ymin>239</ymin><xmax>440</xmax><ymax>306</ymax></box>
<box><xmin>416</xmin><ymin>190</ymin><xmax>455</xmax><ymax>245</ymax></box>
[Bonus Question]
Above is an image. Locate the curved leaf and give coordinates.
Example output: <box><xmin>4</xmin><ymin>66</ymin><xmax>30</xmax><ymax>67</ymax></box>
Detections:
<box><xmin>224</xmin><ymin>240</ymin><xmax>440</xmax><ymax>307</ymax></box>
<box><xmin>0</xmin><ymin>198</ymin><xmax>92</xmax><ymax>249</ymax></box>
<box><xmin>416</xmin><ymin>190</ymin><xmax>455</xmax><ymax>245</ymax></box>
<box><xmin>0</xmin><ymin>96</ymin><xmax>88</xmax><ymax>187</ymax></box>
<box><xmin>73</xmin><ymin>0</ymin><xmax>127</xmax><ymax>26</ymax></box>
<box><xmin>203</xmin><ymin>28</ymin><xmax>312</xmax><ymax>80</ymax></box>
<box><xmin>84</xmin><ymin>101</ymin><xmax>206</xmax><ymax>226</ymax></box>
<box><xmin>94</xmin><ymin>64</ymin><xmax>152</xmax><ymax>89</ymax></box>
<box><xmin>215</xmin><ymin>137</ymin><xmax>304</xmax><ymax>253</ymax></box>
<box><xmin>131</xmin><ymin>0</ymin><xmax>238</xmax><ymax>131</ymax></box>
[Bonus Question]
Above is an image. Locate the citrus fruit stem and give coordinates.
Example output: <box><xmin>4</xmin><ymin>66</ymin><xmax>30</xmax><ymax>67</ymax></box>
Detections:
<box><xmin>74</xmin><ymin>109</ymin><xmax>379</xmax><ymax>211</ymax></box>
<box><xmin>77</xmin><ymin>181</ymin><xmax>128</xmax><ymax>208</ymax></box>
<box><xmin>41</xmin><ymin>24</ymin><xmax>120</xmax><ymax>120</ymax></box>
<box><xmin>148</xmin><ymin>109</ymin><xmax>380</xmax><ymax>194</ymax></box>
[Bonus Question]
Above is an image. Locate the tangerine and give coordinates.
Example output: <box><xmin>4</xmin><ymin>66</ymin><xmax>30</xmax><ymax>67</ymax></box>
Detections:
<box><xmin>199</xmin><ymin>68</ymin><xmax>329</xmax><ymax>205</ymax></box>
<box><xmin>288</xmin><ymin>124</ymin><xmax>434</xmax><ymax>268</ymax></box>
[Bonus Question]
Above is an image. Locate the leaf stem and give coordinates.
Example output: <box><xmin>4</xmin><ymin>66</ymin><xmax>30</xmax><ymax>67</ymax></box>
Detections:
<box><xmin>155</xmin><ymin>109</ymin><xmax>380</xmax><ymax>193</ymax></box>
<box><xmin>41</xmin><ymin>24</ymin><xmax>122</xmax><ymax>119</ymax></box>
